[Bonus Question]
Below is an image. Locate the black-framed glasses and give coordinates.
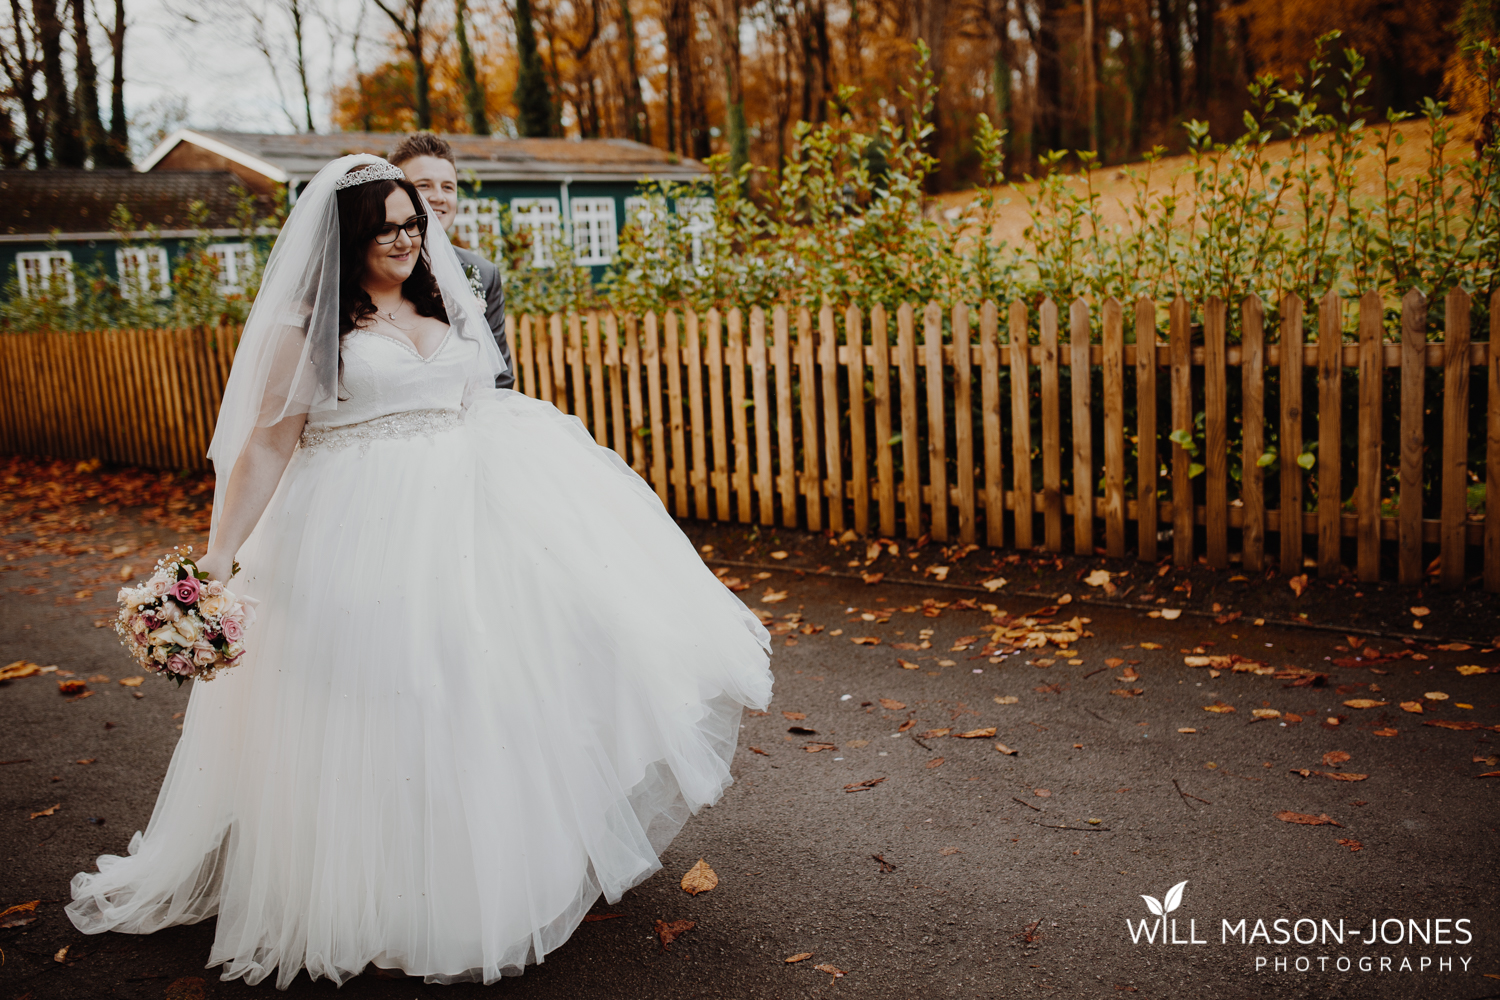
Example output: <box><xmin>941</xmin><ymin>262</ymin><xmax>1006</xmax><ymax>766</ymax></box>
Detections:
<box><xmin>371</xmin><ymin>215</ymin><xmax>428</xmax><ymax>245</ymax></box>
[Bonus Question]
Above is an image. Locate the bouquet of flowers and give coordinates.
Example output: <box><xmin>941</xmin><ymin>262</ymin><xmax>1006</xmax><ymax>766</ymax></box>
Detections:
<box><xmin>115</xmin><ymin>546</ymin><xmax>255</xmax><ymax>684</ymax></box>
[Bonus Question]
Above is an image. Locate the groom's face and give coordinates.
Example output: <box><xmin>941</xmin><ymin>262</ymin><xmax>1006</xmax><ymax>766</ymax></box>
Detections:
<box><xmin>402</xmin><ymin>156</ymin><xmax>459</xmax><ymax>234</ymax></box>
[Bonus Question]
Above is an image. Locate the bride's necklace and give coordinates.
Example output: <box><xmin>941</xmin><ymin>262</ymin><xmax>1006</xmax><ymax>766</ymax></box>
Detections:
<box><xmin>373</xmin><ymin>297</ymin><xmax>414</xmax><ymax>332</ymax></box>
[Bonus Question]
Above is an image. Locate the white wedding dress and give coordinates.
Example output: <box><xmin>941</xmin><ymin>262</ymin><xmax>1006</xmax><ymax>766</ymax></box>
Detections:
<box><xmin>67</xmin><ymin>324</ymin><xmax>774</xmax><ymax>988</ymax></box>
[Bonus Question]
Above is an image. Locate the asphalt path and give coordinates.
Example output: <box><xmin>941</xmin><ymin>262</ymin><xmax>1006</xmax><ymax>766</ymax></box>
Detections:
<box><xmin>2</xmin><ymin>552</ymin><xmax>1499</xmax><ymax>999</ymax></box>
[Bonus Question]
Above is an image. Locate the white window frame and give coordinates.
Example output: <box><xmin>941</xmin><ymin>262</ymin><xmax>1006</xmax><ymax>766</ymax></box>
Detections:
<box><xmin>570</xmin><ymin>197</ymin><xmax>617</xmax><ymax>265</ymax></box>
<box><xmin>454</xmin><ymin>197</ymin><xmax>501</xmax><ymax>251</ymax></box>
<box><xmin>116</xmin><ymin>245</ymin><xmax>172</xmax><ymax>301</ymax></box>
<box><xmin>623</xmin><ymin>195</ymin><xmax>665</xmax><ymax>257</ymax></box>
<box><xmin>16</xmin><ymin>250</ymin><xmax>76</xmax><ymax>304</ymax></box>
<box><xmin>207</xmin><ymin>242</ymin><xmax>254</xmax><ymax>294</ymax></box>
<box><xmin>675</xmin><ymin>196</ymin><xmax>715</xmax><ymax>267</ymax></box>
<box><xmin>510</xmin><ymin>197</ymin><xmax>562</xmax><ymax>268</ymax></box>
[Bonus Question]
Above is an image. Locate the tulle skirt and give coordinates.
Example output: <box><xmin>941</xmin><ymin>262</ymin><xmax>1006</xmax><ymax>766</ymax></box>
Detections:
<box><xmin>66</xmin><ymin>391</ymin><xmax>773</xmax><ymax>988</ymax></box>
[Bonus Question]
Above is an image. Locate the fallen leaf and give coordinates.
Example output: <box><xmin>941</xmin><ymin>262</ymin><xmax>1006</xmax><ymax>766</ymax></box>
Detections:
<box><xmin>1139</xmin><ymin>642</ymin><xmax>1163</xmax><ymax>650</ymax></box>
<box><xmin>813</xmin><ymin>964</ymin><xmax>847</xmax><ymax>977</ymax></box>
<box><xmin>994</xmin><ymin>743</ymin><xmax>1018</xmax><ymax>755</ymax></box>
<box><xmin>1336</xmin><ymin>838</ymin><xmax>1364</xmax><ymax>853</ymax></box>
<box><xmin>0</xmin><ymin>900</ymin><xmax>39</xmax><ymax>929</ymax></box>
<box><xmin>1085</xmin><ymin>569</ymin><xmax>1112</xmax><ymax>587</ymax></box>
<box><xmin>1177</xmin><ymin>728</ymin><xmax>1198</xmax><ymax>734</ymax></box>
<box><xmin>29</xmin><ymin>803</ymin><xmax>60</xmax><ymax>819</ymax></box>
<box><xmin>918</xmin><ymin>728</ymin><xmax>952</xmax><ymax>739</ymax></box>
<box><xmin>1104</xmin><ymin>657</ymin><xmax>1125</xmax><ymax>668</ymax></box>
<box><xmin>118</xmin><ymin>676</ymin><xmax>144</xmax><ymax>687</ymax></box>
<box><xmin>861</xmin><ymin>572</ymin><xmax>885</xmax><ymax>585</ymax></box>
<box><xmin>1424</xmin><ymin>691</ymin><xmax>1449</xmax><ymax>701</ymax></box>
<box><xmin>1252</xmin><ymin>708</ymin><xmax>1281</xmax><ymax>719</ymax></box>
<box><xmin>1424</xmin><ymin>719</ymin><xmax>1496</xmax><ymax>731</ymax></box>
<box><xmin>955</xmin><ymin>727</ymin><xmax>997</xmax><ymax>738</ymax></box>
<box><xmin>1274</xmin><ymin>810</ymin><xmax>1342</xmax><ymax>827</ymax></box>
<box><xmin>1034</xmin><ymin>788</ymin><xmax>1052</xmax><ymax>797</ymax></box>
<box><xmin>925</xmin><ymin>757</ymin><xmax>945</xmax><ymax>768</ymax></box>
<box><xmin>803</xmin><ymin>742</ymin><xmax>839</xmax><ymax>752</ymax></box>
<box><xmin>1117</xmin><ymin>666</ymin><xmax>1141</xmax><ymax>681</ymax></box>
<box><xmin>655</xmin><ymin>919</ymin><xmax>696</xmax><ymax>949</ymax></box>
<box><xmin>1159</xmin><ymin>608</ymin><xmax>1182</xmax><ymax>620</ymax></box>
<box><xmin>994</xmin><ymin>695</ymin><xmax>1019</xmax><ymax>705</ymax></box>
<box><xmin>0</xmin><ymin>660</ymin><xmax>41</xmax><ymax>681</ymax></box>
<box><xmin>898</xmin><ymin>659</ymin><xmax>920</xmax><ymax>670</ymax></box>
<box><xmin>1410</xmin><ymin>606</ymin><xmax>1430</xmax><ymax>616</ymax></box>
<box><xmin>844</xmin><ymin>777</ymin><xmax>886</xmax><ymax>792</ymax></box>
<box><xmin>761</xmin><ymin>590</ymin><xmax>789</xmax><ymax>603</ymax></box>
<box><xmin>752</xmin><ymin>571</ymin><xmax>773</xmax><ymax>580</ymax></box>
<box><xmin>1203</xmin><ymin>702</ymin><xmax>1236</xmax><ymax>713</ymax></box>
<box><xmin>1342</xmin><ymin>699</ymin><xmax>1388</xmax><ymax>709</ymax></box>
<box><xmin>1322</xmin><ymin>771</ymin><xmax>1368</xmax><ymax>782</ymax></box>
<box><xmin>1373</xmin><ymin>728</ymin><xmax>1398</xmax><ymax>737</ymax></box>
<box><xmin>981</xmin><ymin>577</ymin><xmax>1009</xmax><ymax>591</ymax></box>
<box><xmin>1456</xmin><ymin>665</ymin><xmax>1488</xmax><ymax>676</ymax></box>
<box><xmin>851</xmin><ymin>636</ymin><xmax>881</xmax><ymax>646</ymax></box>
<box><xmin>1289</xmin><ymin>574</ymin><xmax>1309</xmax><ymax>597</ymax></box>
<box><xmin>782</xmin><ymin>711</ymin><xmax>807</xmax><ymax>721</ymax></box>
<box><xmin>1478</xmin><ymin>771</ymin><xmax>1500</xmax><ymax>778</ymax></box>
<box><xmin>582</xmin><ymin>913</ymin><xmax>623</xmax><ymax>921</ymax></box>
<box><xmin>747</xmin><ymin>746</ymin><xmax>769</xmax><ymax>755</ymax></box>
<box><xmin>54</xmin><ymin>945</ymin><xmax>69</xmax><ymax>963</ymax></box>
<box><xmin>57</xmin><ymin>679</ymin><xmax>86</xmax><ymax>695</ymax></box>
<box><xmin>939</xmin><ymin>846</ymin><xmax>961</xmax><ymax>855</ymax></box>
<box><xmin>1399</xmin><ymin>701</ymin><xmax>1424</xmax><ymax>714</ymax></box>
<box><xmin>898</xmin><ymin>720</ymin><xmax>916</xmax><ymax>732</ymax></box>
<box><xmin>680</xmin><ymin>858</ymin><xmax>718</xmax><ymax>896</ymax></box>
<box><xmin>878</xmin><ymin>698</ymin><xmax>906</xmax><ymax>710</ymax></box>
<box><xmin>770</xmin><ymin>551</ymin><xmax>789</xmax><ymax>560</ymax></box>
<box><xmin>74</xmin><ymin>758</ymin><xmax>96</xmax><ymax>765</ymax></box>
<box><xmin>1322</xmin><ymin>750</ymin><xmax>1351</xmax><ymax>766</ymax></box>
<box><xmin>785</xmin><ymin>952</ymin><xmax>814</xmax><ymax>963</ymax></box>
<box><xmin>1111</xmin><ymin>688</ymin><xmax>1145</xmax><ymax>698</ymax></box>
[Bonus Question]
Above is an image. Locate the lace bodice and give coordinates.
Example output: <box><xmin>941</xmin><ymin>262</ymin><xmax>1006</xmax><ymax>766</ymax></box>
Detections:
<box><xmin>304</xmin><ymin>326</ymin><xmax>476</xmax><ymax>431</ymax></box>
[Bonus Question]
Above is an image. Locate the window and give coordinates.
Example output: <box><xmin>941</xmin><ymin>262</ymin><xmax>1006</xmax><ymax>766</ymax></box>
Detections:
<box><xmin>208</xmin><ymin>242</ymin><xmax>254</xmax><ymax>294</ymax></box>
<box><xmin>571</xmin><ymin>197</ymin><xmax>617</xmax><ymax>265</ymax></box>
<box><xmin>454</xmin><ymin>198</ymin><xmax>501</xmax><ymax>251</ymax></box>
<box><xmin>623</xmin><ymin>195</ymin><xmax>665</xmax><ymax>256</ymax></box>
<box><xmin>510</xmin><ymin>198</ymin><xmax>561</xmax><ymax>267</ymax></box>
<box><xmin>16</xmin><ymin>250</ymin><xmax>75</xmax><ymax>303</ymax></box>
<box><xmin>116</xmin><ymin>246</ymin><xmax>171</xmax><ymax>301</ymax></box>
<box><xmin>676</xmin><ymin>197</ymin><xmax>715</xmax><ymax>265</ymax></box>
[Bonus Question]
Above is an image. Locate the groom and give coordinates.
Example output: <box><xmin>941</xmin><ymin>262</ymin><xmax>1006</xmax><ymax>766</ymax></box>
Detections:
<box><xmin>388</xmin><ymin>132</ymin><xmax>514</xmax><ymax>390</ymax></box>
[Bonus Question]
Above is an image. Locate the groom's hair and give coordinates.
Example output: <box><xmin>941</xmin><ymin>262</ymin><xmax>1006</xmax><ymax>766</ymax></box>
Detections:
<box><xmin>389</xmin><ymin>132</ymin><xmax>454</xmax><ymax>169</ymax></box>
<box><xmin>334</xmin><ymin>168</ymin><xmax>449</xmax><ymax>338</ymax></box>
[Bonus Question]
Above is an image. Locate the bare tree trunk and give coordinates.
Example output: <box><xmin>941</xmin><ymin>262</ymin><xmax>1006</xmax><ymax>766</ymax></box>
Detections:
<box><xmin>808</xmin><ymin>0</ymin><xmax>831</xmax><ymax>121</ymax></box>
<box><xmin>1032</xmin><ymin>0</ymin><xmax>1063</xmax><ymax>155</ymax></box>
<box><xmin>987</xmin><ymin>0</ymin><xmax>1014</xmax><ymax>171</ymax></box>
<box><xmin>290</xmin><ymin>0</ymin><xmax>315</xmax><ymax>131</ymax></box>
<box><xmin>1</xmin><ymin>0</ymin><xmax>50</xmax><ymax>166</ymax></box>
<box><xmin>32</xmin><ymin>0</ymin><xmax>85</xmax><ymax>166</ymax></box>
<box><xmin>103</xmin><ymin>0</ymin><xmax>129</xmax><ymax>164</ymax></box>
<box><xmin>1157</xmin><ymin>0</ymin><xmax>1181</xmax><ymax>118</ymax></box>
<box><xmin>372</xmin><ymin>0</ymin><xmax>431</xmax><ymax>130</ymax></box>
<box><xmin>1082</xmin><ymin>0</ymin><xmax>1097</xmax><ymax>153</ymax></box>
<box><xmin>455</xmin><ymin>0</ymin><xmax>490</xmax><ymax>133</ymax></box>
<box><xmin>619</xmin><ymin>0</ymin><xmax>648</xmax><ymax>143</ymax></box>
<box><xmin>911</xmin><ymin>0</ymin><xmax>949</xmax><ymax>185</ymax></box>
<box><xmin>70</xmin><ymin>0</ymin><xmax>106</xmax><ymax>163</ymax></box>
<box><xmin>1193</xmin><ymin>0</ymin><xmax>1215</xmax><ymax>113</ymax></box>
<box><xmin>713</xmin><ymin>0</ymin><xmax>747</xmax><ymax>175</ymax></box>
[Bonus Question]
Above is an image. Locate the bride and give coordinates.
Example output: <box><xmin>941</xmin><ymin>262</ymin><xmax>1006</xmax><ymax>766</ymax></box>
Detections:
<box><xmin>66</xmin><ymin>154</ymin><xmax>774</xmax><ymax>988</ymax></box>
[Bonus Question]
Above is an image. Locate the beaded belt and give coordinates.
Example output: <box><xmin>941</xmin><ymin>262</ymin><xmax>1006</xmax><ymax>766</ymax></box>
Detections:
<box><xmin>299</xmin><ymin>408</ymin><xmax>461</xmax><ymax>455</ymax></box>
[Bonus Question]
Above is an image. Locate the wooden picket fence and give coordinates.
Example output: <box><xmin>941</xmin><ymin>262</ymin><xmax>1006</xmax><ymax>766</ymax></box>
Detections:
<box><xmin>3</xmin><ymin>288</ymin><xmax>1499</xmax><ymax>589</ymax></box>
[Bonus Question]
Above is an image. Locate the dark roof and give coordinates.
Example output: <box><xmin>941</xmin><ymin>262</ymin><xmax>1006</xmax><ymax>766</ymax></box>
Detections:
<box><xmin>0</xmin><ymin>170</ymin><xmax>264</xmax><ymax>237</ymax></box>
<box><xmin>143</xmin><ymin>129</ymin><xmax>708</xmax><ymax>185</ymax></box>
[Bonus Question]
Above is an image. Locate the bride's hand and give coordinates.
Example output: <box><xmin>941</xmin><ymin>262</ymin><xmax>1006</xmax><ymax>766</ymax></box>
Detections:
<box><xmin>196</xmin><ymin>551</ymin><xmax>235</xmax><ymax>585</ymax></box>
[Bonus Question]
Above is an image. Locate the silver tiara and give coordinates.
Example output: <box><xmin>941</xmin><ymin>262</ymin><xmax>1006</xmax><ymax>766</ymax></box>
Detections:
<box><xmin>333</xmin><ymin>162</ymin><xmax>406</xmax><ymax>190</ymax></box>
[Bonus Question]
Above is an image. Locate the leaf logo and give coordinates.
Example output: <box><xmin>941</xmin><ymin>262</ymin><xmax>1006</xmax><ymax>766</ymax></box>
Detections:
<box><xmin>1140</xmin><ymin>880</ymin><xmax>1188</xmax><ymax>917</ymax></box>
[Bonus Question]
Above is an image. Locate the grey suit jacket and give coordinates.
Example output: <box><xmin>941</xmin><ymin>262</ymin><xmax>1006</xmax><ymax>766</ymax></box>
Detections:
<box><xmin>454</xmin><ymin>246</ymin><xmax>513</xmax><ymax>390</ymax></box>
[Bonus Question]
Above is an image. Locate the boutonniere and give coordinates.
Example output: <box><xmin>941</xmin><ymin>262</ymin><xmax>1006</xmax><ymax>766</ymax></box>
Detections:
<box><xmin>463</xmin><ymin>262</ymin><xmax>486</xmax><ymax>303</ymax></box>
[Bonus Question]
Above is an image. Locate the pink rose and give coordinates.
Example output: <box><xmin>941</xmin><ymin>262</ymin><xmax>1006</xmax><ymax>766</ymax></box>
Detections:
<box><xmin>220</xmin><ymin>616</ymin><xmax>244</xmax><ymax>641</ymax></box>
<box><xmin>205</xmin><ymin>580</ymin><xmax>225</xmax><ymax>596</ymax></box>
<box><xmin>192</xmin><ymin>642</ymin><xmax>218</xmax><ymax>666</ymax></box>
<box><xmin>169</xmin><ymin>578</ymin><xmax>202</xmax><ymax>604</ymax></box>
<box><xmin>165</xmin><ymin>653</ymin><xmax>195</xmax><ymax>676</ymax></box>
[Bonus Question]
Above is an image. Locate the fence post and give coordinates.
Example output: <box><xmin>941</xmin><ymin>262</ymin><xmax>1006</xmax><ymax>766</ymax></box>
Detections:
<box><xmin>897</xmin><ymin>303</ymin><xmax>922</xmax><ymax>539</ymax></box>
<box><xmin>1102</xmin><ymin>297</ymin><xmax>1126</xmax><ymax>558</ymax></box>
<box><xmin>586</xmin><ymin>312</ymin><xmax>608</xmax><ymax>447</ymax></box>
<box><xmin>953</xmin><ymin>302</ymin><xmax>976</xmax><ymax>545</ymax></box>
<box><xmin>819</xmin><ymin>305</ymin><xmax>844</xmax><ymax>533</ymax></box>
<box><xmin>924</xmin><ymin>301</ymin><xmax>949</xmax><ymax>543</ymax></box>
<box><xmin>1316</xmin><ymin>290</ymin><xmax>1344</xmax><ymax>577</ymax></box>
<box><xmin>1279</xmin><ymin>294</ymin><xmax>1306</xmax><ymax>574</ymax></box>
<box><xmin>871</xmin><ymin>304</ymin><xmax>896</xmax><ymax>537</ymax></box>
<box><xmin>1069</xmin><ymin>298</ymin><xmax>1094</xmax><ymax>556</ymax></box>
<box><xmin>1203</xmin><ymin>297</ymin><xmax>1229</xmax><ymax>569</ymax></box>
<box><xmin>981</xmin><ymin>301</ymin><xmax>1005</xmax><ymax>549</ymax></box>
<box><xmin>685</xmin><ymin>309</ymin><xmax>709</xmax><ymax>519</ymax></box>
<box><xmin>1135</xmin><ymin>297</ymin><xmax>1158</xmax><ymax>562</ymax></box>
<box><xmin>1355</xmin><ymin>291</ymin><xmax>1384</xmax><ymax>583</ymax></box>
<box><xmin>750</xmin><ymin>306</ymin><xmax>775</xmax><ymax>525</ymax></box>
<box><xmin>846</xmin><ymin>304</ymin><xmax>870</xmax><ymax>536</ymax></box>
<box><xmin>1170</xmin><ymin>297</ymin><xmax>1194</xmax><ymax>567</ymax></box>
<box><xmin>1040</xmin><ymin>299</ymin><xmax>1062</xmax><ymax>552</ymax></box>
<box><xmin>773</xmin><ymin>305</ymin><xmax>797</xmax><ymax>528</ymax></box>
<box><xmin>706</xmin><ymin>308</ymin><xmax>730</xmax><ymax>522</ymax></box>
<box><xmin>797</xmin><ymin>307</ymin><xmax>822</xmax><ymax>532</ymax></box>
<box><xmin>1441</xmin><ymin>287</ymin><xmax>1472</xmax><ymax>589</ymax></box>
<box><xmin>604</xmin><ymin>313</ymin><xmax>627</xmax><ymax>460</ymax></box>
<box><xmin>1240</xmin><ymin>296</ymin><xmax>1266</xmax><ymax>572</ymax></box>
<box><xmin>1009</xmin><ymin>301</ymin><xmax>1034</xmax><ymax>550</ymax></box>
<box><xmin>1398</xmin><ymin>290</ymin><xmax>1426</xmax><ymax>585</ymax></box>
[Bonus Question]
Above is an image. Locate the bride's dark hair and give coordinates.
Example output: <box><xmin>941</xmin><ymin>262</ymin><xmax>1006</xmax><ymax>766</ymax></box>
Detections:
<box><xmin>334</xmin><ymin>170</ymin><xmax>449</xmax><ymax>336</ymax></box>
